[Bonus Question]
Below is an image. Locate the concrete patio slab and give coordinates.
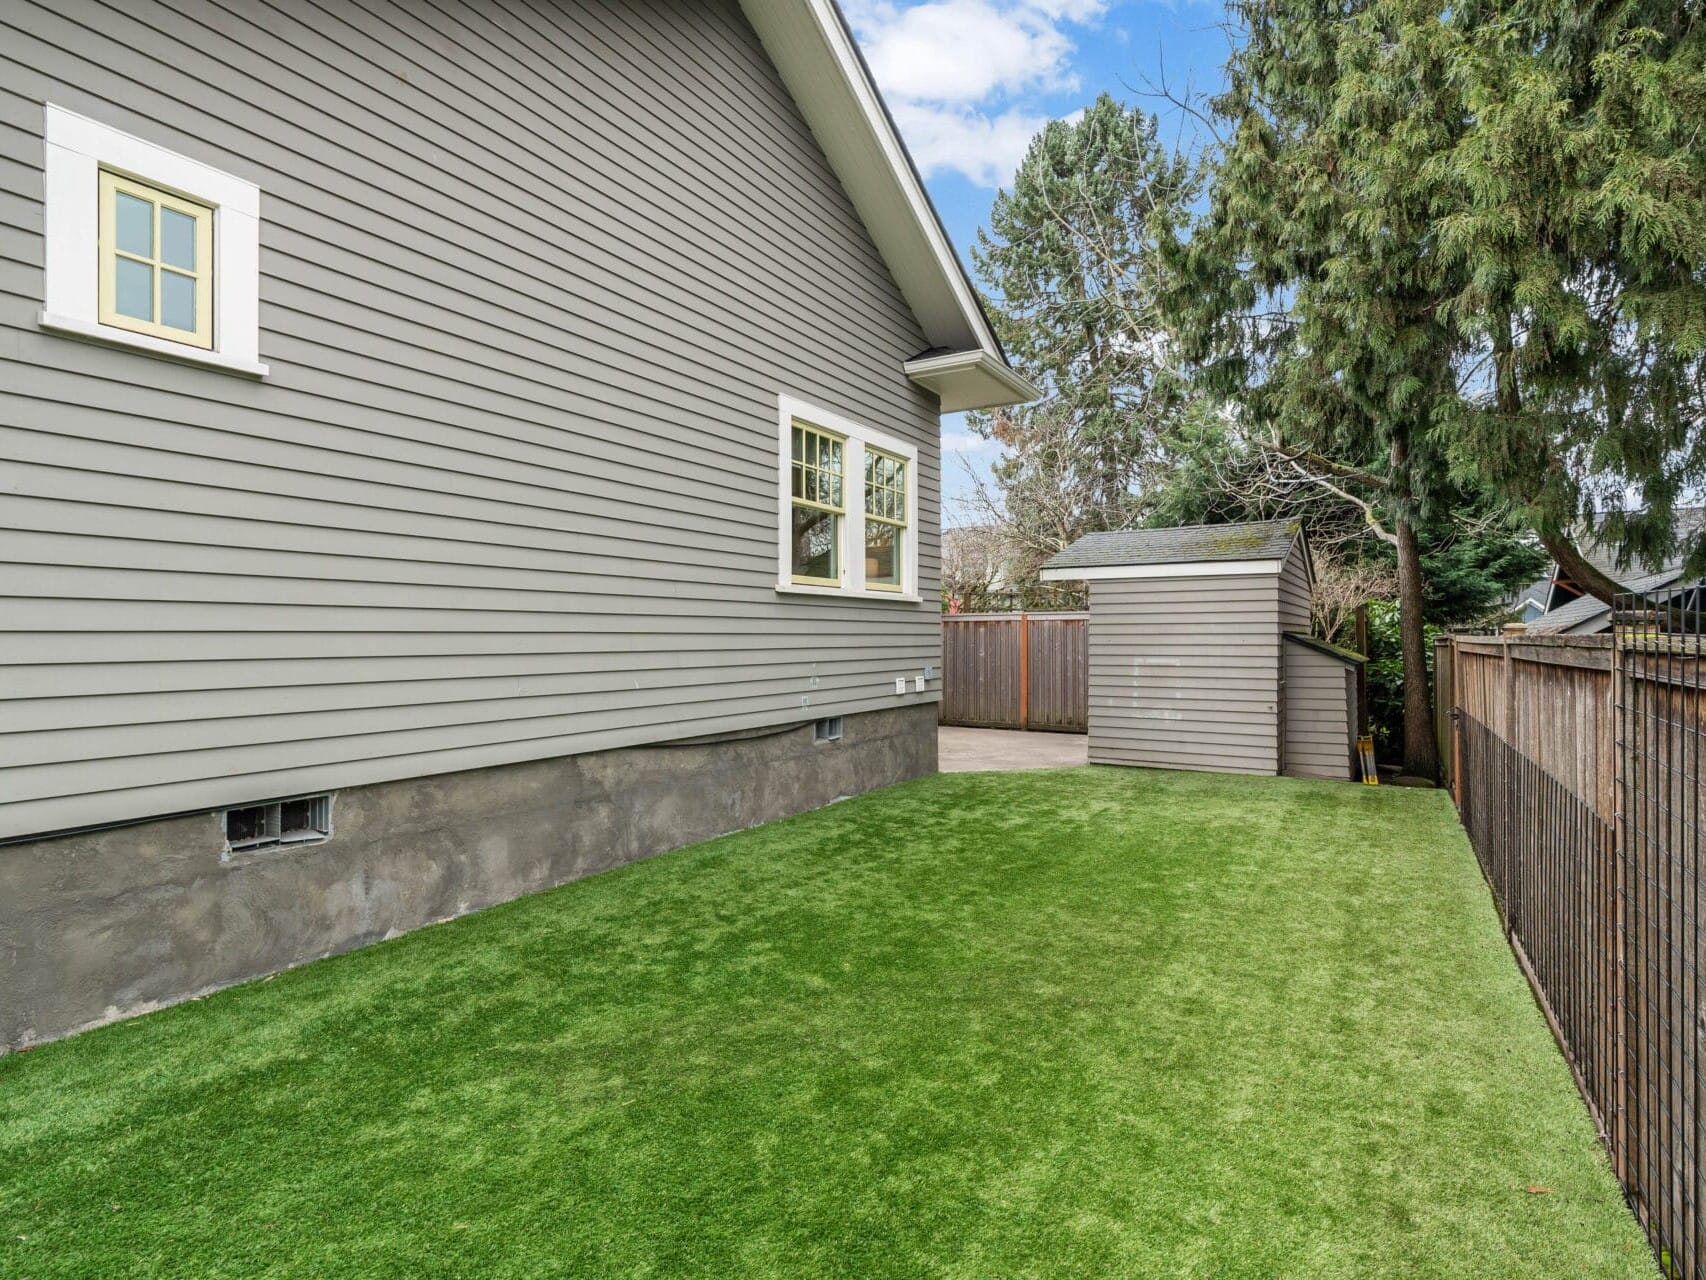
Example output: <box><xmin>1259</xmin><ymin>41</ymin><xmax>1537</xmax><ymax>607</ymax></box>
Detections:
<box><xmin>938</xmin><ymin>726</ymin><xmax>1088</xmax><ymax>772</ymax></box>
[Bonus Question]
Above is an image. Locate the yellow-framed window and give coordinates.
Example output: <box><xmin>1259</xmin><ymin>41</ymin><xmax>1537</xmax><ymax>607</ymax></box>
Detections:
<box><xmin>98</xmin><ymin>169</ymin><xmax>214</xmax><ymax>350</ymax></box>
<box><xmin>790</xmin><ymin>420</ymin><xmax>845</xmax><ymax>586</ymax></box>
<box><xmin>864</xmin><ymin>447</ymin><xmax>907</xmax><ymax>591</ymax></box>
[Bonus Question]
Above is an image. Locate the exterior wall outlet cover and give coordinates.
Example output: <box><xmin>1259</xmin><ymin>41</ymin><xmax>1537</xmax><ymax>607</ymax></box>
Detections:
<box><xmin>894</xmin><ymin>677</ymin><xmax>907</xmax><ymax>695</ymax></box>
<box><xmin>913</xmin><ymin>676</ymin><xmax>925</xmax><ymax>693</ymax></box>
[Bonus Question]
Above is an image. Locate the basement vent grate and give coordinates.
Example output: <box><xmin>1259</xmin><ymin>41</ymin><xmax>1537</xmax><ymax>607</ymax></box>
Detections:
<box><xmin>223</xmin><ymin>795</ymin><xmax>333</xmax><ymax>854</ymax></box>
<box><xmin>813</xmin><ymin>716</ymin><xmax>844</xmax><ymax>744</ymax></box>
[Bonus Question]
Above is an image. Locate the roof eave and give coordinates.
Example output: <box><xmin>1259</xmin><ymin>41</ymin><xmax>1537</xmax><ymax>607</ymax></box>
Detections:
<box><xmin>1039</xmin><ymin>558</ymin><xmax>1287</xmax><ymax>582</ymax></box>
<box><xmin>903</xmin><ymin>349</ymin><xmax>1040</xmax><ymax>411</ymax></box>
<box><xmin>740</xmin><ymin>0</ymin><xmax>1027</xmax><ymax>402</ymax></box>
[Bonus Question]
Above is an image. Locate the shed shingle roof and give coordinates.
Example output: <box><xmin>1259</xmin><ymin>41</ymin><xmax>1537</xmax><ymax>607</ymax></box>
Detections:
<box><xmin>1041</xmin><ymin>520</ymin><xmax>1299</xmax><ymax>572</ymax></box>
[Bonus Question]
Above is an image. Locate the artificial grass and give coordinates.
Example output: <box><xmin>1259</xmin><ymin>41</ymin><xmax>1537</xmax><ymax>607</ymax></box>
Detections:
<box><xmin>0</xmin><ymin>768</ymin><xmax>1654</xmax><ymax>1279</ymax></box>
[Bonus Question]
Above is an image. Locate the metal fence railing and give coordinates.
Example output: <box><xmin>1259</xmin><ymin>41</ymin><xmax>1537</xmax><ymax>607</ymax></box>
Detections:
<box><xmin>1448</xmin><ymin>591</ymin><xmax>1704</xmax><ymax>1280</ymax></box>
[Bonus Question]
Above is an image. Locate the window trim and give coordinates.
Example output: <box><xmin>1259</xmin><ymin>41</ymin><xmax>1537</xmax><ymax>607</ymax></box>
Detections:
<box><xmin>789</xmin><ymin>419</ymin><xmax>847</xmax><ymax>588</ymax></box>
<box><xmin>775</xmin><ymin>394</ymin><xmax>920</xmax><ymax>601</ymax></box>
<box><xmin>862</xmin><ymin>444</ymin><xmax>909</xmax><ymax>593</ymax></box>
<box><xmin>98</xmin><ymin>169</ymin><xmax>216</xmax><ymax>349</ymax></box>
<box><xmin>39</xmin><ymin>104</ymin><xmax>266</xmax><ymax>377</ymax></box>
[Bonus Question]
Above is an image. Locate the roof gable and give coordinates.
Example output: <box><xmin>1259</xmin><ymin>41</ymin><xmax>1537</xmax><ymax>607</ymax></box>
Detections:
<box><xmin>739</xmin><ymin>0</ymin><xmax>1036</xmax><ymax>411</ymax></box>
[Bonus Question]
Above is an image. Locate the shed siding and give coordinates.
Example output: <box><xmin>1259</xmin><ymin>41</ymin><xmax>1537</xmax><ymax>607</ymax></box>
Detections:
<box><xmin>0</xmin><ymin>0</ymin><xmax>942</xmax><ymax>840</ymax></box>
<box><xmin>1085</xmin><ymin>574</ymin><xmax>1282</xmax><ymax>774</ymax></box>
<box><xmin>1277</xmin><ymin>542</ymin><xmax>1312</xmax><ymax>634</ymax></box>
<box><xmin>1281</xmin><ymin>642</ymin><xmax>1356</xmax><ymax>781</ymax></box>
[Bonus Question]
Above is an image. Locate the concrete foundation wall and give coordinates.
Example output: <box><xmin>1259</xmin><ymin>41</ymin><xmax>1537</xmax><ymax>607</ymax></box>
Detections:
<box><xmin>0</xmin><ymin>704</ymin><xmax>936</xmax><ymax>1052</ymax></box>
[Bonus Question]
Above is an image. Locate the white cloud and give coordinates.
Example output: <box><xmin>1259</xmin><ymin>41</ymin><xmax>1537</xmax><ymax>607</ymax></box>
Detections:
<box><xmin>844</xmin><ymin>0</ymin><xmax>1104</xmax><ymax>188</ymax></box>
<box><xmin>889</xmin><ymin>101</ymin><xmax>1055</xmax><ymax>187</ymax></box>
<box><xmin>942</xmin><ymin>430</ymin><xmax>1002</xmax><ymax>454</ymax></box>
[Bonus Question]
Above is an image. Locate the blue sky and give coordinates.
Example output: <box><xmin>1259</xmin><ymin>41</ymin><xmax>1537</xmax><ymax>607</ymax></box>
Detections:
<box><xmin>840</xmin><ymin>0</ymin><xmax>1231</xmax><ymax>522</ymax></box>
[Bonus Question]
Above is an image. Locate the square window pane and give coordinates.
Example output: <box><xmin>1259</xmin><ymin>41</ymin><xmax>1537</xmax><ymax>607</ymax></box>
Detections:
<box><xmin>866</xmin><ymin>522</ymin><xmax>901</xmax><ymax>586</ymax></box>
<box><xmin>160</xmin><ymin>207</ymin><xmax>197</xmax><ymax>271</ymax></box>
<box><xmin>160</xmin><ymin>269</ymin><xmax>196</xmax><ymax>331</ymax></box>
<box><xmin>115</xmin><ymin>257</ymin><xmax>153</xmax><ymax>322</ymax></box>
<box><xmin>116</xmin><ymin>192</ymin><xmax>153</xmax><ymax>258</ymax></box>
<box><xmin>792</xmin><ymin>504</ymin><xmax>839</xmax><ymax>581</ymax></box>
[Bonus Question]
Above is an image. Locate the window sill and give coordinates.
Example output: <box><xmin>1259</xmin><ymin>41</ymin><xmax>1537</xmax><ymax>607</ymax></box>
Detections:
<box><xmin>776</xmin><ymin>582</ymin><xmax>923</xmax><ymax>604</ymax></box>
<box><xmin>40</xmin><ymin>312</ymin><xmax>269</xmax><ymax>378</ymax></box>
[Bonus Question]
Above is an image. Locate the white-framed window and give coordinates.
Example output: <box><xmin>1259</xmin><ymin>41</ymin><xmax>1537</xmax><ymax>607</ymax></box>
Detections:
<box><xmin>39</xmin><ymin>104</ymin><xmax>266</xmax><ymax>377</ymax></box>
<box><xmin>776</xmin><ymin>394</ymin><xmax>920</xmax><ymax>600</ymax></box>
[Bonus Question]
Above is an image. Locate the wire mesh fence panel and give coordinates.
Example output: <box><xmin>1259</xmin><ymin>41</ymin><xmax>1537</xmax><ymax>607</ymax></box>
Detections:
<box><xmin>1449</xmin><ymin>599</ymin><xmax>1703</xmax><ymax>1280</ymax></box>
<box><xmin>1616</xmin><ymin>593</ymin><xmax>1705</xmax><ymax>1278</ymax></box>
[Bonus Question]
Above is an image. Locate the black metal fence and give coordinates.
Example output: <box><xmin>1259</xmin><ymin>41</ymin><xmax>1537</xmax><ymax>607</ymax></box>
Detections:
<box><xmin>1617</xmin><ymin>593</ymin><xmax>1705</xmax><ymax>1278</ymax></box>
<box><xmin>1448</xmin><ymin>592</ymin><xmax>1704</xmax><ymax>1280</ymax></box>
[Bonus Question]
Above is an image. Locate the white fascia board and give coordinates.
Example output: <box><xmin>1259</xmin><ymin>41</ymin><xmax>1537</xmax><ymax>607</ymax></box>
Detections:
<box><xmin>740</xmin><ymin>1</ymin><xmax>1034</xmax><ymax>405</ymax></box>
<box><xmin>903</xmin><ymin>349</ymin><xmax>1040</xmax><ymax>411</ymax></box>
<box><xmin>1039</xmin><ymin>559</ymin><xmax>1287</xmax><ymax>583</ymax></box>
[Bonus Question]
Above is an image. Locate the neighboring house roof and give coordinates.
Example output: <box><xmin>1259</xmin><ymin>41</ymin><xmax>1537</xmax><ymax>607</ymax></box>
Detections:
<box><xmin>741</xmin><ymin>1</ymin><xmax>1038</xmax><ymax>412</ymax></box>
<box><xmin>1038</xmin><ymin>520</ymin><xmax>1300</xmax><ymax>578</ymax></box>
<box><xmin>1533</xmin><ymin>509</ymin><xmax>1705</xmax><ymax>630</ymax></box>
<box><xmin>1541</xmin><ymin>508</ymin><xmax>1706</xmax><ymax>612</ymax></box>
<box><xmin>1283</xmin><ymin>632</ymin><xmax>1367</xmax><ymax>665</ymax></box>
<box><xmin>1528</xmin><ymin>567</ymin><xmax>1689</xmax><ymax>635</ymax></box>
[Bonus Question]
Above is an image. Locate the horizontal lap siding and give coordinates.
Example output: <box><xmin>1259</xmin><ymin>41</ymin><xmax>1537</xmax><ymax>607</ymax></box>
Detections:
<box><xmin>1086</xmin><ymin>574</ymin><xmax>1281</xmax><ymax>774</ymax></box>
<box><xmin>0</xmin><ymin>0</ymin><xmax>942</xmax><ymax>839</ymax></box>
<box><xmin>1282</xmin><ymin>642</ymin><xmax>1355</xmax><ymax>781</ymax></box>
<box><xmin>1277</xmin><ymin>543</ymin><xmax>1312</xmax><ymax>634</ymax></box>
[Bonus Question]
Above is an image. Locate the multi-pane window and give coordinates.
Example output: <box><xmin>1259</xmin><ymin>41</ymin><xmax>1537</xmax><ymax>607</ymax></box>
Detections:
<box><xmin>864</xmin><ymin>448</ymin><xmax>908</xmax><ymax>591</ymax></box>
<box><xmin>98</xmin><ymin>170</ymin><xmax>213</xmax><ymax>349</ymax></box>
<box><xmin>790</xmin><ymin>421</ymin><xmax>845</xmax><ymax>585</ymax></box>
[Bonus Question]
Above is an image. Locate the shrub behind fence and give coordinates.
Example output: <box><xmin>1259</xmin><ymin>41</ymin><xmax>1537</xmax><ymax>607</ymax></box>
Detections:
<box><xmin>1447</xmin><ymin>597</ymin><xmax>1703</xmax><ymax>1280</ymax></box>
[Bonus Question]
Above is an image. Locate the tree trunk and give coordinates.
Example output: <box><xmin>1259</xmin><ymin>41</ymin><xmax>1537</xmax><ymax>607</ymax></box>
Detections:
<box><xmin>1539</xmin><ymin>528</ymin><xmax>1626</xmax><ymax>606</ymax></box>
<box><xmin>1395</xmin><ymin>513</ymin><xmax>1439</xmax><ymax>780</ymax></box>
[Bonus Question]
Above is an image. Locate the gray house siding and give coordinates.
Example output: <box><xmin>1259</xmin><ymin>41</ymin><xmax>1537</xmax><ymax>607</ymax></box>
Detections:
<box><xmin>1282</xmin><ymin>640</ymin><xmax>1356</xmax><ymax>781</ymax></box>
<box><xmin>0</xmin><ymin>0</ymin><xmax>942</xmax><ymax>840</ymax></box>
<box><xmin>1086</xmin><ymin>574</ymin><xmax>1283</xmax><ymax>774</ymax></box>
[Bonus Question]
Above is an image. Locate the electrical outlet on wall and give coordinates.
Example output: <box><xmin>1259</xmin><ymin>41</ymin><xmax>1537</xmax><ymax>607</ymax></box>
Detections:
<box><xmin>894</xmin><ymin>677</ymin><xmax>907</xmax><ymax>695</ymax></box>
<box><xmin>913</xmin><ymin>676</ymin><xmax>925</xmax><ymax>693</ymax></box>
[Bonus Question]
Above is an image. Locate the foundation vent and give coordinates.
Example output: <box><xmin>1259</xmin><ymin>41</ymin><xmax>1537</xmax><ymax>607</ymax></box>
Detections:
<box><xmin>223</xmin><ymin>794</ymin><xmax>333</xmax><ymax>854</ymax></box>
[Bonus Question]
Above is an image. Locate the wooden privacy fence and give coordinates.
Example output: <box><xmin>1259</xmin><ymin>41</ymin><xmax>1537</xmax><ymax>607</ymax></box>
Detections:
<box><xmin>940</xmin><ymin>612</ymin><xmax>1088</xmax><ymax>732</ymax></box>
<box><xmin>1446</xmin><ymin>599</ymin><xmax>1704</xmax><ymax>1280</ymax></box>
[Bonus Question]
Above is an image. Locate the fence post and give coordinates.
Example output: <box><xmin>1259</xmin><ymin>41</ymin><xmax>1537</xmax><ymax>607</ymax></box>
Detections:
<box><xmin>1450</xmin><ymin>637</ymin><xmax>1463</xmax><ymax>808</ymax></box>
<box><xmin>1503</xmin><ymin>637</ymin><xmax>1517</xmax><ymax>933</ymax></box>
<box><xmin>1611</xmin><ymin>611</ymin><xmax>1630</xmax><ymax>1185</ymax></box>
<box><xmin>1018</xmin><ymin>612</ymin><xmax>1030</xmax><ymax>731</ymax></box>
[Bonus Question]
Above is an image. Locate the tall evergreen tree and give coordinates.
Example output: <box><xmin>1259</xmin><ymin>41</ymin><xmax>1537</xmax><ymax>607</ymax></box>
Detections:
<box><xmin>966</xmin><ymin>96</ymin><xmax>1198</xmax><ymax>578</ymax></box>
<box><xmin>1159</xmin><ymin>0</ymin><xmax>1466</xmax><ymax>778</ymax></box>
<box><xmin>1434</xmin><ymin>0</ymin><xmax>1706</xmax><ymax>594</ymax></box>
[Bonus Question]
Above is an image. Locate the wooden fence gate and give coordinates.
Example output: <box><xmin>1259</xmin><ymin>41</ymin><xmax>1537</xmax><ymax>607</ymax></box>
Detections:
<box><xmin>1446</xmin><ymin>596</ymin><xmax>1704</xmax><ymax>1280</ymax></box>
<box><xmin>940</xmin><ymin>612</ymin><xmax>1088</xmax><ymax>732</ymax></box>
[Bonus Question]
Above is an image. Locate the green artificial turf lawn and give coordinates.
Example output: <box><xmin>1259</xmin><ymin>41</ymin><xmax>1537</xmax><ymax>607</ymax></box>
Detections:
<box><xmin>1</xmin><ymin>768</ymin><xmax>1655</xmax><ymax>1279</ymax></box>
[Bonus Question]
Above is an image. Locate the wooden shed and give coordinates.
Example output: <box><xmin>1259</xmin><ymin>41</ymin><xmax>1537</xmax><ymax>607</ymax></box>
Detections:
<box><xmin>1039</xmin><ymin>521</ymin><xmax>1363</xmax><ymax>780</ymax></box>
